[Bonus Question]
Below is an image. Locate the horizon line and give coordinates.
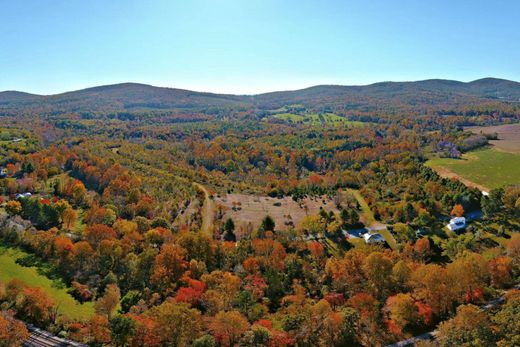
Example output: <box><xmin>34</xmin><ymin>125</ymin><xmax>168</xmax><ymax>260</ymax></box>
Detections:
<box><xmin>1</xmin><ymin>76</ymin><xmax>517</xmax><ymax>97</ymax></box>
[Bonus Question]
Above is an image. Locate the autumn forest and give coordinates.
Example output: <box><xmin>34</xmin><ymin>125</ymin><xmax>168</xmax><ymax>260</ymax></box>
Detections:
<box><xmin>0</xmin><ymin>79</ymin><xmax>519</xmax><ymax>347</ymax></box>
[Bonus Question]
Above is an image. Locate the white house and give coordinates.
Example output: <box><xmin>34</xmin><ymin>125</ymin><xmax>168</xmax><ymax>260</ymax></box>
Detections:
<box><xmin>363</xmin><ymin>233</ymin><xmax>385</xmax><ymax>244</ymax></box>
<box><xmin>447</xmin><ymin>217</ymin><xmax>466</xmax><ymax>231</ymax></box>
<box><xmin>415</xmin><ymin>229</ymin><xmax>426</xmax><ymax>238</ymax></box>
<box><xmin>15</xmin><ymin>192</ymin><xmax>32</xmax><ymax>199</ymax></box>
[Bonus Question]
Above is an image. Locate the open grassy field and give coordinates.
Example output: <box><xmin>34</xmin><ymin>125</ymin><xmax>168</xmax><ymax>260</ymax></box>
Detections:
<box><xmin>345</xmin><ymin>189</ymin><xmax>376</xmax><ymax>225</ymax></box>
<box><xmin>0</xmin><ymin>129</ymin><xmax>29</xmax><ymax>151</ymax></box>
<box><xmin>272</xmin><ymin>113</ymin><xmax>366</xmax><ymax>127</ymax></box>
<box><xmin>0</xmin><ymin>245</ymin><xmax>95</xmax><ymax>321</ymax></box>
<box><xmin>465</xmin><ymin>123</ymin><xmax>520</xmax><ymax>154</ymax></box>
<box><xmin>426</xmin><ymin>147</ymin><xmax>520</xmax><ymax>191</ymax></box>
<box><xmin>214</xmin><ymin>193</ymin><xmax>340</xmax><ymax>231</ymax></box>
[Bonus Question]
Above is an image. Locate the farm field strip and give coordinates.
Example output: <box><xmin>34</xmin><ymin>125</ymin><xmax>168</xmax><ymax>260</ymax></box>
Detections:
<box><xmin>426</xmin><ymin>147</ymin><xmax>520</xmax><ymax>190</ymax></box>
<box><xmin>214</xmin><ymin>193</ymin><xmax>340</xmax><ymax>231</ymax></box>
<box><xmin>465</xmin><ymin>123</ymin><xmax>520</xmax><ymax>154</ymax></box>
<box><xmin>272</xmin><ymin>112</ymin><xmax>366</xmax><ymax>127</ymax></box>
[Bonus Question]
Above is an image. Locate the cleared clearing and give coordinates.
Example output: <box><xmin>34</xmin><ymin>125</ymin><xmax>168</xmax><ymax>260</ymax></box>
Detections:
<box><xmin>465</xmin><ymin>123</ymin><xmax>520</xmax><ymax>154</ymax></box>
<box><xmin>214</xmin><ymin>193</ymin><xmax>339</xmax><ymax>231</ymax></box>
<box><xmin>194</xmin><ymin>182</ymin><xmax>214</xmax><ymax>235</ymax></box>
<box><xmin>345</xmin><ymin>189</ymin><xmax>397</xmax><ymax>250</ymax></box>
<box><xmin>0</xmin><ymin>245</ymin><xmax>95</xmax><ymax>321</ymax></box>
<box><xmin>272</xmin><ymin>113</ymin><xmax>366</xmax><ymax>127</ymax></box>
<box><xmin>427</xmin><ymin>147</ymin><xmax>520</xmax><ymax>190</ymax></box>
<box><xmin>428</xmin><ymin>165</ymin><xmax>490</xmax><ymax>192</ymax></box>
<box><xmin>345</xmin><ymin>188</ymin><xmax>376</xmax><ymax>225</ymax></box>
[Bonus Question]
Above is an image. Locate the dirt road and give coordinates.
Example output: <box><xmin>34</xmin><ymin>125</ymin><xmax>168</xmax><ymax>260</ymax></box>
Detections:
<box><xmin>430</xmin><ymin>165</ymin><xmax>490</xmax><ymax>193</ymax></box>
<box><xmin>193</xmin><ymin>182</ymin><xmax>213</xmax><ymax>235</ymax></box>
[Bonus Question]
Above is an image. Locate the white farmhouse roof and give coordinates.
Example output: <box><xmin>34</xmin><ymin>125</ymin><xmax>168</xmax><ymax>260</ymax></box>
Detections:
<box><xmin>447</xmin><ymin>216</ymin><xmax>466</xmax><ymax>231</ymax></box>
<box><xmin>363</xmin><ymin>233</ymin><xmax>385</xmax><ymax>243</ymax></box>
<box><xmin>16</xmin><ymin>192</ymin><xmax>32</xmax><ymax>199</ymax></box>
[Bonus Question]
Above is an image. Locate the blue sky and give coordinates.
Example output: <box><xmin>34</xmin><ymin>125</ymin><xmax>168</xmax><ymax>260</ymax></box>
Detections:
<box><xmin>1</xmin><ymin>0</ymin><xmax>519</xmax><ymax>94</ymax></box>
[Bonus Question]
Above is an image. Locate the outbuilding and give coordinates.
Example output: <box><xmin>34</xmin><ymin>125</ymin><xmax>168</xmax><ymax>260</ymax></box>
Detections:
<box><xmin>447</xmin><ymin>217</ymin><xmax>466</xmax><ymax>231</ymax></box>
<box><xmin>16</xmin><ymin>192</ymin><xmax>32</xmax><ymax>199</ymax></box>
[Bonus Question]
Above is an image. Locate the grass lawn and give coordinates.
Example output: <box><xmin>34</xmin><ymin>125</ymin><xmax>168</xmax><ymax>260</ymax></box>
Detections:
<box><xmin>443</xmin><ymin>227</ymin><xmax>457</xmax><ymax>238</ymax></box>
<box><xmin>74</xmin><ymin>208</ymin><xmax>87</xmax><ymax>235</ymax></box>
<box><xmin>472</xmin><ymin>219</ymin><xmax>518</xmax><ymax>247</ymax></box>
<box><xmin>426</xmin><ymin>147</ymin><xmax>520</xmax><ymax>190</ymax></box>
<box><xmin>345</xmin><ymin>189</ymin><xmax>376</xmax><ymax>224</ymax></box>
<box><xmin>0</xmin><ymin>245</ymin><xmax>94</xmax><ymax>321</ymax></box>
<box><xmin>322</xmin><ymin>238</ymin><xmax>344</xmax><ymax>258</ymax></box>
<box><xmin>273</xmin><ymin>113</ymin><xmax>305</xmax><ymax>122</ymax></box>
<box><xmin>378</xmin><ymin>229</ymin><xmax>398</xmax><ymax>250</ymax></box>
<box><xmin>483</xmin><ymin>231</ymin><xmax>509</xmax><ymax>247</ymax></box>
<box><xmin>347</xmin><ymin>237</ymin><xmax>366</xmax><ymax>248</ymax></box>
<box><xmin>273</xmin><ymin>113</ymin><xmax>366</xmax><ymax>127</ymax></box>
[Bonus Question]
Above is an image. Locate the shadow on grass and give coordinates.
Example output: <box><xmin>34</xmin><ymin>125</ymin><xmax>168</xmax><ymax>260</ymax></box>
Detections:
<box><xmin>478</xmin><ymin>237</ymin><xmax>500</xmax><ymax>249</ymax></box>
<box><xmin>14</xmin><ymin>251</ymin><xmax>68</xmax><ymax>290</ymax></box>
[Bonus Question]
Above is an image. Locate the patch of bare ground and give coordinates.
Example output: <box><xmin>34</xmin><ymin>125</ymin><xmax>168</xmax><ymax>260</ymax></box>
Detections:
<box><xmin>214</xmin><ymin>193</ymin><xmax>339</xmax><ymax>231</ymax></box>
<box><xmin>466</xmin><ymin>123</ymin><xmax>520</xmax><ymax>154</ymax></box>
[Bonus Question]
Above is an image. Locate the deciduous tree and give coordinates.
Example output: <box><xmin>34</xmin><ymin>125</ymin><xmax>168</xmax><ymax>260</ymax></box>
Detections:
<box><xmin>385</xmin><ymin>293</ymin><xmax>419</xmax><ymax>332</ymax></box>
<box><xmin>209</xmin><ymin>310</ymin><xmax>250</xmax><ymax>347</ymax></box>
<box><xmin>95</xmin><ymin>284</ymin><xmax>121</xmax><ymax>319</ymax></box>
<box><xmin>450</xmin><ymin>204</ymin><xmax>464</xmax><ymax>217</ymax></box>
<box><xmin>437</xmin><ymin>305</ymin><xmax>494</xmax><ymax>347</ymax></box>
<box><xmin>0</xmin><ymin>310</ymin><xmax>30</xmax><ymax>347</ymax></box>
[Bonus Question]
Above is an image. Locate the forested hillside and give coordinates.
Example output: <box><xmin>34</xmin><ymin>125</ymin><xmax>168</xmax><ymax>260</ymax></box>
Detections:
<box><xmin>2</xmin><ymin>78</ymin><xmax>519</xmax><ymax>114</ymax></box>
<box><xmin>0</xmin><ymin>80</ymin><xmax>519</xmax><ymax>346</ymax></box>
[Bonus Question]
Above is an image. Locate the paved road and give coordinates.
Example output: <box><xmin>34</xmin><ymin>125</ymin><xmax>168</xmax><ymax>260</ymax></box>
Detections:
<box><xmin>386</xmin><ymin>284</ymin><xmax>520</xmax><ymax>347</ymax></box>
<box><xmin>23</xmin><ymin>325</ymin><xmax>87</xmax><ymax>347</ymax></box>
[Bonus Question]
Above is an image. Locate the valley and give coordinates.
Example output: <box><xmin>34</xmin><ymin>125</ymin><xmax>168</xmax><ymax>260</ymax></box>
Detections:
<box><xmin>466</xmin><ymin>123</ymin><xmax>520</xmax><ymax>154</ymax></box>
<box><xmin>426</xmin><ymin>147</ymin><xmax>520</xmax><ymax>191</ymax></box>
<box><xmin>3</xmin><ymin>2</ymin><xmax>520</xmax><ymax>345</ymax></box>
<box><xmin>1</xmin><ymin>80</ymin><xmax>519</xmax><ymax>347</ymax></box>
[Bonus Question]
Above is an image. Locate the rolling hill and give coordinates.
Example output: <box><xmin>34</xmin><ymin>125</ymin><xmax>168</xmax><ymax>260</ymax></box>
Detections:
<box><xmin>1</xmin><ymin>78</ymin><xmax>519</xmax><ymax>113</ymax></box>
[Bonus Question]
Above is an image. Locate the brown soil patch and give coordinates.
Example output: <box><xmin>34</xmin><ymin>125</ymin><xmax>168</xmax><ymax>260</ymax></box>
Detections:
<box><xmin>466</xmin><ymin>123</ymin><xmax>520</xmax><ymax>154</ymax></box>
<box><xmin>431</xmin><ymin>165</ymin><xmax>490</xmax><ymax>192</ymax></box>
<box><xmin>214</xmin><ymin>193</ymin><xmax>339</xmax><ymax>231</ymax></box>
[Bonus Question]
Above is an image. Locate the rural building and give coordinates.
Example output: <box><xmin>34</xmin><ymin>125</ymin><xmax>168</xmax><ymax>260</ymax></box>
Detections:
<box><xmin>0</xmin><ymin>168</ymin><xmax>6</xmax><ymax>178</ymax></box>
<box><xmin>16</xmin><ymin>192</ymin><xmax>32</xmax><ymax>199</ymax></box>
<box><xmin>363</xmin><ymin>233</ymin><xmax>385</xmax><ymax>244</ymax></box>
<box><xmin>447</xmin><ymin>216</ymin><xmax>466</xmax><ymax>231</ymax></box>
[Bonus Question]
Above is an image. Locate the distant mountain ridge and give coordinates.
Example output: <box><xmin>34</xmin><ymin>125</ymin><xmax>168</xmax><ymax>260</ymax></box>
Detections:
<box><xmin>1</xmin><ymin>78</ymin><xmax>519</xmax><ymax>112</ymax></box>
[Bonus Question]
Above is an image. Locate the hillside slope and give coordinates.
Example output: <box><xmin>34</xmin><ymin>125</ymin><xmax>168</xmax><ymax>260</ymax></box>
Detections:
<box><xmin>1</xmin><ymin>78</ymin><xmax>519</xmax><ymax>112</ymax></box>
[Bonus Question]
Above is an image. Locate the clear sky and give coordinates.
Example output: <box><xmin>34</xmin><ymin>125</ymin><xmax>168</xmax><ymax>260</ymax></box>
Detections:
<box><xmin>1</xmin><ymin>0</ymin><xmax>519</xmax><ymax>95</ymax></box>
